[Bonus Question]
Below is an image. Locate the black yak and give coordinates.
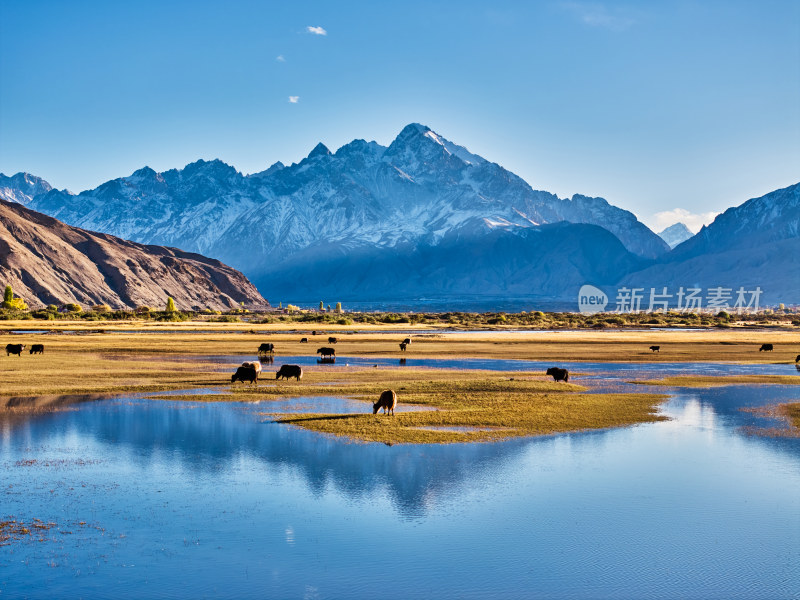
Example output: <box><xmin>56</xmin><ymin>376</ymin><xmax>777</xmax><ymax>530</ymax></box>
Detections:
<box><xmin>759</xmin><ymin>344</ymin><xmax>774</xmax><ymax>352</ymax></box>
<box><xmin>5</xmin><ymin>343</ymin><xmax>24</xmax><ymax>356</ymax></box>
<box><xmin>546</xmin><ymin>367</ymin><xmax>569</xmax><ymax>382</ymax></box>
<box><xmin>649</xmin><ymin>346</ymin><xmax>660</xmax><ymax>353</ymax></box>
<box><xmin>29</xmin><ymin>344</ymin><xmax>44</xmax><ymax>354</ymax></box>
<box><xmin>232</xmin><ymin>364</ymin><xmax>259</xmax><ymax>384</ymax></box>
<box><xmin>317</xmin><ymin>347</ymin><xmax>335</xmax><ymax>358</ymax></box>
<box><xmin>276</xmin><ymin>364</ymin><xmax>303</xmax><ymax>381</ymax></box>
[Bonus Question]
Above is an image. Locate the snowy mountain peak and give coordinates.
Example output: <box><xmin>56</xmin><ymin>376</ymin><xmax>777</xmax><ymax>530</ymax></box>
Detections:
<box><xmin>384</xmin><ymin>123</ymin><xmax>487</xmax><ymax>168</ymax></box>
<box><xmin>249</xmin><ymin>161</ymin><xmax>285</xmax><ymax>178</ymax></box>
<box><xmin>181</xmin><ymin>158</ymin><xmax>239</xmax><ymax>179</ymax></box>
<box><xmin>0</xmin><ymin>172</ymin><xmax>54</xmax><ymax>205</ymax></box>
<box><xmin>307</xmin><ymin>143</ymin><xmax>332</xmax><ymax>159</ymax></box>
<box><xmin>658</xmin><ymin>222</ymin><xmax>693</xmax><ymax>248</ymax></box>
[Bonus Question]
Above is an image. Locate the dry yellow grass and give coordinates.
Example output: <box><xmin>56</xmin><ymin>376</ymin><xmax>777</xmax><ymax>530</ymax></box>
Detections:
<box><xmin>634</xmin><ymin>375</ymin><xmax>800</xmax><ymax>388</ymax></box>
<box><xmin>1</xmin><ymin>323</ymin><xmax>798</xmax><ymax>363</ymax></box>
<box><xmin>3</xmin><ymin>324</ymin><xmax>795</xmax><ymax>443</ymax></box>
<box><xmin>147</xmin><ymin>368</ymin><xmax>668</xmax><ymax>444</ymax></box>
<box><xmin>740</xmin><ymin>402</ymin><xmax>800</xmax><ymax>438</ymax></box>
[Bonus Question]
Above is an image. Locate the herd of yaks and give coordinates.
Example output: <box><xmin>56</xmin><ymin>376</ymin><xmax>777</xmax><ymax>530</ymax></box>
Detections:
<box><xmin>5</xmin><ymin>339</ymin><xmax>799</xmax><ymax>416</ymax></box>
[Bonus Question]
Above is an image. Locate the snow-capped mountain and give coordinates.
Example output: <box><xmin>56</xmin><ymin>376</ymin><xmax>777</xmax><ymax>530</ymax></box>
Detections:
<box><xmin>658</xmin><ymin>222</ymin><xmax>694</xmax><ymax>248</ymax></box>
<box><xmin>9</xmin><ymin>124</ymin><xmax>795</xmax><ymax>307</ymax></box>
<box><xmin>622</xmin><ymin>183</ymin><xmax>800</xmax><ymax>305</ymax></box>
<box><xmin>0</xmin><ymin>172</ymin><xmax>53</xmax><ymax>205</ymax></box>
<box><xmin>21</xmin><ymin>124</ymin><xmax>667</xmax><ymax>271</ymax></box>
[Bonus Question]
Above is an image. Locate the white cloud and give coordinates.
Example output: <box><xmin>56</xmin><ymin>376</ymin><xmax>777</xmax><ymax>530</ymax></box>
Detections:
<box><xmin>306</xmin><ymin>26</ymin><xmax>327</xmax><ymax>36</ymax></box>
<box><xmin>560</xmin><ymin>2</ymin><xmax>636</xmax><ymax>31</ymax></box>
<box><xmin>647</xmin><ymin>208</ymin><xmax>719</xmax><ymax>234</ymax></box>
<box><xmin>276</xmin><ymin>55</ymin><xmax>286</xmax><ymax>62</ymax></box>
<box><xmin>288</xmin><ymin>96</ymin><xmax>299</xmax><ymax>104</ymax></box>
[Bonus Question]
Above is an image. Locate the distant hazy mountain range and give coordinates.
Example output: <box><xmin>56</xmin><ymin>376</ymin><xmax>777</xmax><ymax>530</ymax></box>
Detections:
<box><xmin>0</xmin><ymin>199</ymin><xmax>268</xmax><ymax>310</ymax></box>
<box><xmin>1</xmin><ymin>123</ymin><xmax>798</xmax><ymax>308</ymax></box>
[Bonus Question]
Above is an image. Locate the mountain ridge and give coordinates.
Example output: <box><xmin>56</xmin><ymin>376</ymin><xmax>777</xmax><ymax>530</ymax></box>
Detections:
<box><xmin>0</xmin><ymin>199</ymin><xmax>269</xmax><ymax>310</ymax></box>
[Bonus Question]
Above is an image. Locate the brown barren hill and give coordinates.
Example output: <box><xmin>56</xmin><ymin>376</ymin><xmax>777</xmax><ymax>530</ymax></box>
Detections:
<box><xmin>0</xmin><ymin>199</ymin><xmax>269</xmax><ymax>310</ymax></box>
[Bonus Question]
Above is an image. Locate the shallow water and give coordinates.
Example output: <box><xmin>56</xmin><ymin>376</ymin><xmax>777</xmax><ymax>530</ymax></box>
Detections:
<box><xmin>2</xmin><ymin>363</ymin><xmax>799</xmax><ymax>599</ymax></box>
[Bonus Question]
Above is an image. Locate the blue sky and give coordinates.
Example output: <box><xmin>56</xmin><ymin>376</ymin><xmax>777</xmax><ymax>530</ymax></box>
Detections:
<box><xmin>1</xmin><ymin>0</ymin><xmax>798</xmax><ymax>231</ymax></box>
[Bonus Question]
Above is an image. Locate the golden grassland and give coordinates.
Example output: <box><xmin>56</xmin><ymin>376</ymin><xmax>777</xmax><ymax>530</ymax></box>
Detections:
<box><xmin>635</xmin><ymin>375</ymin><xmax>800</xmax><ymax>387</ymax></box>
<box><xmin>150</xmin><ymin>369</ymin><xmax>667</xmax><ymax>444</ymax></box>
<box><xmin>1</xmin><ymin>324</ymin><xmax>798</xmax><ymax>443</ymax></box>
<box><xmin>1</xmin><ymin>321</ymin><xmax>798</xmax><ymax>363</ymax></box>
<box><xmin>741</xmin><ymin>402</ymin><xmax>800</xmax><ymax>438</ymax></box>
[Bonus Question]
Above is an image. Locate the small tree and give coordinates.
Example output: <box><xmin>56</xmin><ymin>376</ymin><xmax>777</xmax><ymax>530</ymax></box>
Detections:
<box><xmin>166</xmin><ymin>297</ymin><xmax>176</xmax><ymax>313</ymax></box>
<box><xmin>335</xmin><ymin>302</ymin><xmax>342</xmax><ymax>314</ymax></box>
<box><xmin>2</xmin><ymin>285</ymin><xmax>28</xmax><ymax>310</ymax></box>
<box><xmin>320</xmin><ymin>301</ymin><xmax>325</xmax><ymax>312</ymax></box>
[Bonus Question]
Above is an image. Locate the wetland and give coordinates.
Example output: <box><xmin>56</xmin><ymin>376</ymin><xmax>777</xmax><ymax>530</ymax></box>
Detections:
<box><xmin>2</xmin><ymin>323</ymin><xmax>799</xmax><ymax>598</ymax></box>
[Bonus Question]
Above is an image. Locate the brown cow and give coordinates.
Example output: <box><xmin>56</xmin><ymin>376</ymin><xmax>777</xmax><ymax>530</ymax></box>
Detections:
<box><xmin>373</xmin><ymin>390</ymin><xmax>397</xmax><ymax>415</ymax></box>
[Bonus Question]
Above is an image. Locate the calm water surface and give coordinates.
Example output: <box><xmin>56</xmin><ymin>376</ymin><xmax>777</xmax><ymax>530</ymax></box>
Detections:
<box><xmin>2</xmin><ymin>362</ymin><xmax>799</xmax><ymax>599</ymax></box>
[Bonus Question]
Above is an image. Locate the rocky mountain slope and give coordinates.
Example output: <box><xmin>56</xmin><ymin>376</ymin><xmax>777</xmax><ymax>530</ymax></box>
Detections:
<box><xmin>0</xmin><ymin>200</ymin><xmax>268</xmax><ymax>310</ymax></box>
<box><xmin>622</xmin><ymin>183</ymin><xmax>800</xmax><ymax>306</ymax></box>
<box><xmin>657</xmin><ymin>222</ymin><xmax>694</xmax><ymax>248</ymax></box>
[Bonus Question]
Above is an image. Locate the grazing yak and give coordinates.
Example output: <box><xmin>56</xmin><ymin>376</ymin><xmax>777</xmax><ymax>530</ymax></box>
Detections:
<box><xmin>317</xmin><ymin>347</ymin><xmax>336</xmax><ymax>359</ymax></box>
<box><xmin>373</xmin><ymin>389</ymin><xmax>397</xmax><ymax>415</ymax></box>
<box><xmin>29</xmin><ymin>344</ymin><xmax>44</xmax><ymax>355</ymax></box>
<box><xmin>546</xmin><ymin>367</ymin><xmax>569</xmax><ymax>382</ymax></box>
<box><xmin>399</xmin><ymin>342</ymin><xmax>407</xmax><ymax>352</ymax></box>
<box><xmin>402</xmin><ymin>338</ymin><xmax>411</xmax><ymax>346</ymax></box>
<box><xmin>232</xmin><ymin>361</ymin><xmax>261</xmax><ymax>384</ymax></box>
<box><xmin>796</xmin><ymin>354</ymin><xmax>800</xmax><ymax>363</ymax></box>
<box><xmin>5</xmin><ymin>343</ymin><xmax>24</xmax><ymax>357</ymax></box>
<box><xmin>759</xmin><ymin>344</ymin><xmax>774</xmax><ymax>352</ymax></box>
<box><xmin>276</xmin><ymin>364</ymin><xmax>303</xmax><ymax>381</ymax></box>
<box><xmin>649</xmin><ymin>345</ymin><xmax>660</xmax><ymax>353</ymax></box>
<box><xmin>328</xmin><ymin>336</ymin><xmax>338</xmax><ymax>344</ymax></box>
<box><xmin>300</xmin><ymin>337</ymin><xmax>308</xmax><ymax>343</ymax></box>
<box><xmin>258</xmin><ymin>343</ymin><xmax>275</xmax><ymax>355</ymax></box>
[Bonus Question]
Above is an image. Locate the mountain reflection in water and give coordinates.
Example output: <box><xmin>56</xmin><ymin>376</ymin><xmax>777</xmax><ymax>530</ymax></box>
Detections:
<box><xmin>2</xmin><ymin>370</ymin><xmax>799</xmax><ymax>599</ymax></box>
